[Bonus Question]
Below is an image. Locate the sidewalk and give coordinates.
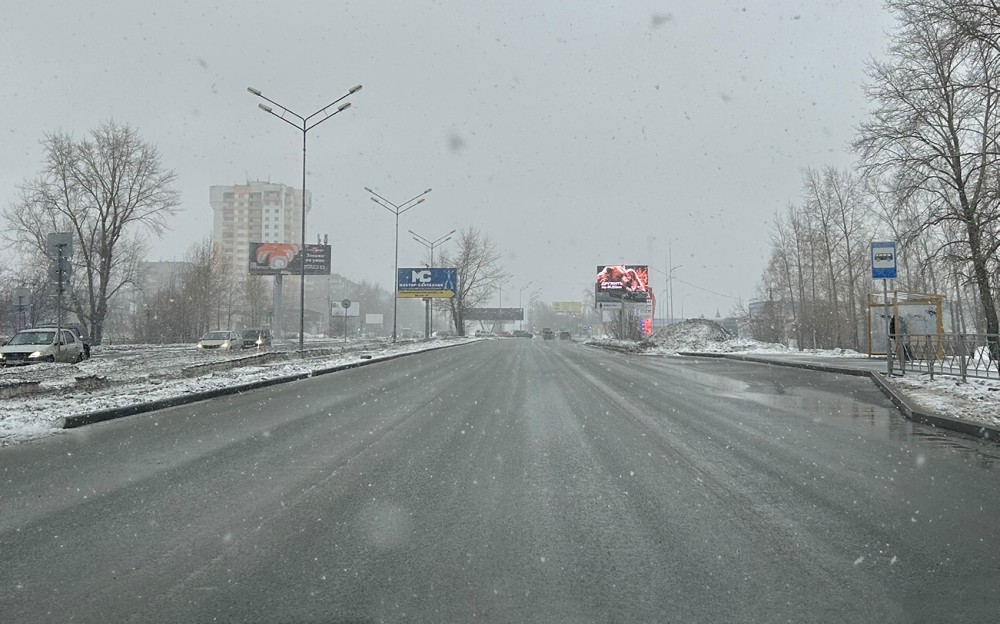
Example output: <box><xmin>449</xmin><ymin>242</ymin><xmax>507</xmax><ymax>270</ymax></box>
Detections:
<box><xmin>678</xmin><ymin>351</ymin><xmax>1000</xmax><ymax>444</ymax></box>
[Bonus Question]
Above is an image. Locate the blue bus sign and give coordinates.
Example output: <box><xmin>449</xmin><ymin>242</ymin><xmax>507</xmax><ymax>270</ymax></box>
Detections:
<box><xmin>397</xmin><ymin>267</ymin><xmax>458</xmax><ymax>298</ymax></box>
<box><xmin>870</xmin><ymin>241</ymin><xmax>897</xmax><ymax>280</ymax></box>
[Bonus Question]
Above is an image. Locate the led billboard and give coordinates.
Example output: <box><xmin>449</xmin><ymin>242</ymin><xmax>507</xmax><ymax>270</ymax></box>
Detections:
<box><xmin>595</xmin><ymin>265</ymin><xmax>650</xmax><ymax>304</ymax></box>
<box><xmin>249</xmin><ymin>243</ymin><xmax>331</xmax><ymax>275</ymax></box>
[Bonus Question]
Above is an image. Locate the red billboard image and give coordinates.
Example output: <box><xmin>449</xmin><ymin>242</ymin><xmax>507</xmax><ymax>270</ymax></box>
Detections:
<box><xmin>596</xmin><ymin>265</ymin><xmax>650</xmax><ymax>303</ymax></box>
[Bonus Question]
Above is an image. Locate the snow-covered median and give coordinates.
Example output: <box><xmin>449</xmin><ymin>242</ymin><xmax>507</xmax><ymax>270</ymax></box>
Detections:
<box><xmin>0</xmin><ymin>338</ymin><xmax>473</xmax><ymax>446</ymax></box>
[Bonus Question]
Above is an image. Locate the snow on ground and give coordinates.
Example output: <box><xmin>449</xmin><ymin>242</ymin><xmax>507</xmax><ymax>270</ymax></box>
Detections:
<box><xmin>587</xmin><ymin>319</ymin><xmax>1000</xmax><ymax>431</ymax></box>
<box><xmin>890</xmin><ymin>375</ymin><xmax>1000</xmax><ymax>428</ymax></box>
<box><xmin>0</xmin><ymin>337</ymin><xmax>475</xmax><ymax>446</ymax></box>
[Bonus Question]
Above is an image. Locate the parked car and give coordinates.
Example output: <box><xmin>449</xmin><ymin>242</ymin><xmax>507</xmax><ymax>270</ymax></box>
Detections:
<box><xmin>541</xmin><ymin>328</ymin><xmax>555</xmax><ymax>340</ymax></box>
<box><xmin>512</xmin><ymin>330</ymin><xmax>533</xmax><ymax>338</ymax></box>
<box><xmin>197</xmin><ymin>330</ymin><xmax>243</xmax><ymax>351</ymax></box>
<box><xmin>242</xmin><ymin>328</ymin><xmax>273</xmax><ymax>349</ymax></box>
<box><xmin>558</xmin><ymin>330</ymin><xmax>572</xmax><ymax>340</ymax></box>
<box><xmin>0</xmin><ymin>328</ymin><xmax>86</xmax><ymax>365</ymax></box>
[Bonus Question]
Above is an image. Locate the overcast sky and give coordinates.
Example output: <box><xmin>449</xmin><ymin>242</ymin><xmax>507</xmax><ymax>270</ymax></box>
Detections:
<box><xmin>1</xmin><ymin>0</ymin><xmax>896</xmax><ymax>319</ymax></box>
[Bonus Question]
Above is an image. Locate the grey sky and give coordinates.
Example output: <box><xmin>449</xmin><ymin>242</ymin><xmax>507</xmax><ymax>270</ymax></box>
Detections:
<box><xmin>1</xmin><ymin>0</ymin><xmax>895</xmax><ymax>319</ymax></box>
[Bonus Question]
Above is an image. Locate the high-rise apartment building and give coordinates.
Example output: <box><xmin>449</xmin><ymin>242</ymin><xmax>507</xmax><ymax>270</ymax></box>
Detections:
<box><xmin>209</xmin><ymin>181</ymin><xmax>309</xmax><ymax>277</ymax></box>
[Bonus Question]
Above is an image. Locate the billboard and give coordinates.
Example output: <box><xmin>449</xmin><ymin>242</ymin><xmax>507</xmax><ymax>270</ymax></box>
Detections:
<box><xmin>397</xmin><ymin>268</ymin><xmax>457</xmax><ymax>298</ymax></box>
<box><xmin>249</xmin><ymin>242</ymin><xmax>331</xmax><ymax>275</ymax></box>
<box><xmin>464</xmin><ymin>308</ymin><xmax>524</xmax><ymax>321</ymax></box>
<box><xmin>552</xmin><ymin>301</ymin><xmax>583</xmax><ymax>314</ymax></box>
<box><xmin>595</xmin><ymin>265</ymin><xmax>650</xmax><ymax>304</ymax></box>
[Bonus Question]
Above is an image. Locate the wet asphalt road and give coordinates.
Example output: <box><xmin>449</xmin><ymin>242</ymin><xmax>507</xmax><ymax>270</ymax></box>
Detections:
<box><xmin>1</xmin><ymin>339</ymin><xmax>999</xmax><ymax>623</ymax></box>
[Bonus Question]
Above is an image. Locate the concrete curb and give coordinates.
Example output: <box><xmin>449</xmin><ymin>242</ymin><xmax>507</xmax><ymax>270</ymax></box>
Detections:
<box><xmin>61</xmin><ymin>340</ymin><xmax>470</xmax><ymax>430</ymax></box>
<box><xmin>678</xmin><ymin>352</ymin><xmax>1000</xmax><ymax>443</ymax></box>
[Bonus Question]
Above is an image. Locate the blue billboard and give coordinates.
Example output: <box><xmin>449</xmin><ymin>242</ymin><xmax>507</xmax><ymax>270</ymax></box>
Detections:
<box><xmin>397</xmin><ymin>268</ymin><xmax>458</xmax><ymax>298</ymax></box>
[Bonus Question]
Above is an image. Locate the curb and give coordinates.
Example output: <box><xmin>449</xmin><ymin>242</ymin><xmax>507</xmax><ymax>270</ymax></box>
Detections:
<box><xmin>61</xmin><ymin>340</ymin><xmax>470</xmax><ymax>430</ymax></box>
<box><xmin>678</xmin><ymin>352</ymin><xmax>1000</xmax><ymax>443</ymax></box>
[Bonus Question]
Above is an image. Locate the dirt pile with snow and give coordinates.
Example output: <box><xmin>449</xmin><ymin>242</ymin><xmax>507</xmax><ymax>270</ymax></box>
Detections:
<box><xmin>649</xmin><ymin>319</ymin><xmax>734</xmax><ymax>351</ymax></box>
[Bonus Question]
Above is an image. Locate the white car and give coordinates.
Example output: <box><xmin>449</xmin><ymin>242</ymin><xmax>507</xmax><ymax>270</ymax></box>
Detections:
<box><xmin>0</xmin><ymin>328</ymin><xmax>86</xmax><ymax>365</ymax></box>
<box><xmin>196</xmin><ymin>330</ymin><xmax>244</xmax><ymax>351</ymax></box>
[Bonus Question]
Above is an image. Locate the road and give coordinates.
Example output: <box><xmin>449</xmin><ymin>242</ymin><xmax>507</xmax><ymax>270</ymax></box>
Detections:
<box><xmin>2</xmin><ymin>339</ymin><xmax>998</xmax><ymax>622</ymax></box>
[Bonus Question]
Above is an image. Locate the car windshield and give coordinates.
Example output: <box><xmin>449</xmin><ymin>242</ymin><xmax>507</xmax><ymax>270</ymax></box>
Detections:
<box><xmin>7</xmin><ymin>3</ymin><xmax>1000</xmax><ymax>622</ymax></box>
<box><xmin>8</xmin><ymin>331</ymin><xmax>54</xmax><ymax>346</ymax></box>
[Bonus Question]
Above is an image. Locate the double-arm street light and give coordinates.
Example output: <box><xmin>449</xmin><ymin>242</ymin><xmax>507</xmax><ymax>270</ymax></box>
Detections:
<box><xmin>365</xmin><ymin>187</ymin><xmax>433</xmax><ymax>342</ymax></box>
<box><xmin>495</xmin><ymin>276</ymin><xmax>511</xmax><ymax>334</ymax></box>
<box><xmin>651</xmin><ymin>263</ymin><xmax>683</xmax><ymax>325</ymax></box>
<box><xmin>410</xmin><ymin>228</ymin><xmax>456</xmax><ymax>339</ymax></box>
<box><xmin>518</xmin><ymin>282</ymin><xmax>533</xmax><ymax>330</ymax></box>
<box><xmin>247</xmin><ymin>83</ymin><xmax>362</xmax><ymax>350</ymax></box>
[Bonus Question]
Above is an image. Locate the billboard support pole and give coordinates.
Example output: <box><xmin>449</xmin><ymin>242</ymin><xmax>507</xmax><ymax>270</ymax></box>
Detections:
<box><xmin>273</xmin><ymin>274</ymin><xmax>284</xmax><ymax>340</ymax></box>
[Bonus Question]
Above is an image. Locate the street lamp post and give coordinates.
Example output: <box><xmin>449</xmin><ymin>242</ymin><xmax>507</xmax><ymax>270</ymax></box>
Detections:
<box><xmin>496</xmin><ymin>277</ymin><xmax>510</xmax><ymax>334</ymax></box>
<box><xmin>528</xmin><ymin>288</ymin><xmax>542</xmax><ymax>333</ymax></box>
<box><xmin>518</xmin><ymin>282</ymin><xmax>533</xmax><ymax>330</ymax></box>
<box><xmin>365</xmin><ymin>187</ymin><xmax>433</xmax><ymax>342</ymax></box>
<box><xmin>410</xmin><ymin>228</ymin><xmax>456</xmax><ymax>339</ymax></box>
<box><xmin>651</xmin><ymin>264</ymin><xmax>683</xmax><ymax>325</ymax></box>
<box><xmin>247</xmin><ymin>83</ymin><xmax>361</xmax><ymax>350</ymax></box>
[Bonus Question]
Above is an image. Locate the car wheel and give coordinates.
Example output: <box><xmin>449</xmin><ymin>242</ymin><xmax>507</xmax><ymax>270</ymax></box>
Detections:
<box><xmin>45</xmin><ymin>355</ymin><xmax>55</xmax><ymax>363</ymax></box>
<box><xmin>75</xmin><ymin>352</ymin><xmax>84</xmax><ymax>363</ymax></box>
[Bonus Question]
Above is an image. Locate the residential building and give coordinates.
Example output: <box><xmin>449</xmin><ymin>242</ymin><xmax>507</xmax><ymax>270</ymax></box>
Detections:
<box><xmin>209</xmin><ymin>181</ymin><xmax>309</xmax><ymax>278</ymax></box>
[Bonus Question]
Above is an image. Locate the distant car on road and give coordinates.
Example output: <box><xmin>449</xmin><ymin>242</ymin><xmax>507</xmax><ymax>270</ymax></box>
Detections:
<box><xmin>0</xmin><ymin>328</ymin><xmax>86</xmax><ymax>365</ymax></box>
<box><xmin>512</xmin><ymin>330</ymin><xmax>533</xmax><ymax>338</ymax></box>
<box><xmin>197</xmin><ymin>330</ymin><xmax>243</xmax><ymax>351</ymax></box>
<box><xmin>242</xmin><ymin>328</ymin><xmax>272</xmax><ymax>349</ymax></box>
<box><xmin>558</xmin><ymin>330</ymin><xmax>572</xmax><ymax>340</ymax></box>
<box><xmin>541</xmin><ymin>328</ymin><xmax>555</xmax><ymax>340</ymax></box>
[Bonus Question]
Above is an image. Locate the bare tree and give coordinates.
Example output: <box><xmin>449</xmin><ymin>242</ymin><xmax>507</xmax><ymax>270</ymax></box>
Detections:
<box><xmin>437</xmin><ymin>228</ymin><xmax>505</xmax><ymax>336</ymax></box>
<box><xmin>180</xmin><ymin>238</ymin><xmax>232</xmax><ymax>336</ymax></box>
<box><xmin>2</xmin><ymin>121</ymin><xmax>180</xmax><ymax>344</ymax></box>
<box><xmin>855</xmin><ymin>0</ymin><xmax>1000</xmax><ymax>354</ymax></box>
<box><xmin>240</xmin><ymin>274</ymin><xmax>271</xmax><ymax>328</ymax></box>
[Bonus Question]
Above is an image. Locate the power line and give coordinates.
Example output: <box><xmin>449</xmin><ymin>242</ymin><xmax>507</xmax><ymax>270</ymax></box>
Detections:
<box><xmin>672</xmin><ymin>277</ymin><xmax>741</xmax><ymax>301</ymax></box>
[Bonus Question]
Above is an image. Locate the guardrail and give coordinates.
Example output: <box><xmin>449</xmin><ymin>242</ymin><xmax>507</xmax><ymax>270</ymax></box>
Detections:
<box><xmin>894</xmin><ymin>333</ymin><xmax>1000</xmax><ymax>382</ymax></box>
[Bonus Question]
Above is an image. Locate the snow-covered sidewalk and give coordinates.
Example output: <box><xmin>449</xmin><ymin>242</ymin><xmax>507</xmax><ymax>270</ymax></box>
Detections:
<box><xmin>588</xmin><ymin>319</ymin><xmax>1000</xmax><ymax>432</ymax></box>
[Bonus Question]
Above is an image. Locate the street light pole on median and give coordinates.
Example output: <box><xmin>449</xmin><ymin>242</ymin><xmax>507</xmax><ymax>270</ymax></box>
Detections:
<box><xmin>518</xmin><ymin>282</ymin><xmax>533</xmax><ymax>330</ymax></box>
<box><xmin>247</xmin><ymin>83</ymin><xmax>362</xmax><ymax>350</ymax></box>
<box><xmin>365</xmin><ymin>187</ymin><xmax>433</xmax><ymax>342</ymax></box>
<box><xmin>410</xmin><ymin>228</ymin><xmax>456</xmax><ymax>339</ymax></box>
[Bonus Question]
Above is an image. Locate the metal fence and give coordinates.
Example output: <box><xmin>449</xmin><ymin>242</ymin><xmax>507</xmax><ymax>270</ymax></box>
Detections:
<box><xmin>894</xmin><ymin>333</ymin><xmax>1000</xmax><ymax>381</ymax></box>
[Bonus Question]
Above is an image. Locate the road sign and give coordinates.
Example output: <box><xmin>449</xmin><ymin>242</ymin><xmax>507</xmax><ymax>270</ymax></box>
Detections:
<box><xmin>48</xmin><ymin>257</ymin><xmax>73</xmax><ymax>284</ymax></box>
<box><xmin>12</xmin><ymin>288</ymin><xmax>32</xmax><ymax>309</ymax></box>
<box><xmin>871</xmin><ymin>241</ymin><xmax>897</xmax><ymax>280</ymax></box>
<box><xmin>397</xmin><ymin>267</ymin><xmax>457</xmax><ymax>298</ymax></box>
<box><xmin>47</xmin><ymin>232</ymin><xmax>73</xmax><ymax>257</ymax></box>
<box><xmin>332</xmin><ymin>301</ymin><xmax>360</xmax><ymax>317</ymax></box>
